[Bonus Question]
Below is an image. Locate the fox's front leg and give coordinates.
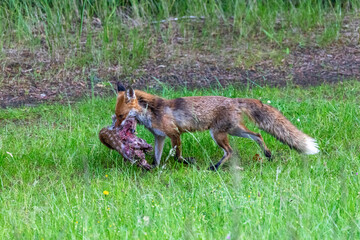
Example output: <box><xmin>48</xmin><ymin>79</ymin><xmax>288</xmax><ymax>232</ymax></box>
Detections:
<box><xmin>170</xmin><ymin>135</ymin><xmax>195</xmax><ymax>164</ymax></box>
<box><xmin>153</xmin><ymin>135</ymin><xmax>166</xmax><ymax>166</ymax></box>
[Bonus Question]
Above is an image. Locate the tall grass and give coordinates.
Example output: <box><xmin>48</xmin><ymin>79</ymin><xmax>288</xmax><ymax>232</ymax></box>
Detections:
<box><xmin>0</xmin><ymin>0</ymin><xmax>358</xmax><ymax>69</ymax></box>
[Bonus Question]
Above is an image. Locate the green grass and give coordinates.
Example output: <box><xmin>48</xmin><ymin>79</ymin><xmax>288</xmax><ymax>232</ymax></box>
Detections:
<box><xmin>1</xmin><ymin>81</ymin><xmax>360</xmax><ymax>239</ymax></box>
<box><xmin>0</xmin><ymin>0</ymin><xmax>359</xmax><ymax>71</ymax></box>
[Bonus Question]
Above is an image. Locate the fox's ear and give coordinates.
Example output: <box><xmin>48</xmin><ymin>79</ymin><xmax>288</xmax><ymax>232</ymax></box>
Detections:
<box><xmin>126</xmin><ymin>87</ymin><xmax>136</xmax><ymax>101</ymax></box>
<box><xmin>117</xmin><ymin>82</ymin><xmax>126</xmax><ymax>92</ymax></box>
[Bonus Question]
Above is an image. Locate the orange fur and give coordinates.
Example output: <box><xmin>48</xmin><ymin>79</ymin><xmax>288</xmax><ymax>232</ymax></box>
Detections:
<box><xmin>115</xmin><ymin>88</ymin><xmax>319</xmax><ymax>170</ymax></box>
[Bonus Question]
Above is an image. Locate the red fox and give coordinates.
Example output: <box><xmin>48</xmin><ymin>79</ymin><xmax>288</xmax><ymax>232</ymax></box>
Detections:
<box><xmin>114</xmin><ymin>83</ymin><xmax>319</xmax><ymax>170</ymax></box>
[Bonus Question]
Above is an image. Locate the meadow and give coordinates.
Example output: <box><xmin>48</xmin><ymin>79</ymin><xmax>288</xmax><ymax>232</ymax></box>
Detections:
<box><xmin>1</xmin><ymin>81</ymin><xmax>360</xmax><ymax>239</ymax></box>
<box><xmin>1</xmin><ymin>0</ymin><xmax>360</xmax><ymax>239</ymax></box>
<box><xmin>1</xmin><ymin>0</ymin><xmax>358</xmax><ymax>72</ymax></box>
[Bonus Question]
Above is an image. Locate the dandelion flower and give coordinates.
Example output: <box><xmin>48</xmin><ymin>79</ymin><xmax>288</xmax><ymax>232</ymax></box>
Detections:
<box><xmin>103</xmin><ymin>190</ymin><xmax>109</xmax><ymax>196</ymax></box>
<box><xmin>105</xmin><ymin>174</ymin><xmax>108</xmax><ymax>178</ymax></box>
<box><xmin>267</xmin><ymin>100</ymin><xmax>271</xmax><ymax>104</ymax></box>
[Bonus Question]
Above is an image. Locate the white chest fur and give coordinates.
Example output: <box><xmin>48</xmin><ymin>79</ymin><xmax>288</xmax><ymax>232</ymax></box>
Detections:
<box><xmin>132</xmin><ymin>109</ymin><xmax>166</xmax><ymax>137</ymax></box>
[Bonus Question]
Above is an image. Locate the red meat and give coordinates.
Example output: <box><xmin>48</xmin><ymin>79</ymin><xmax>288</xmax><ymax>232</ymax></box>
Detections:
<box><xmin>99</xmin><ymin>116</ymin><xmax>153</xmax><ymax>170</ymax></box>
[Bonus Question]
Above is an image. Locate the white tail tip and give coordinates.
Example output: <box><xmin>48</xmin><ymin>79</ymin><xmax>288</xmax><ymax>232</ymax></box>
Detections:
<box><xmin>304</xmin><ymin>137</ymin><xmax>320</xmax><ymax>154</ymax></box>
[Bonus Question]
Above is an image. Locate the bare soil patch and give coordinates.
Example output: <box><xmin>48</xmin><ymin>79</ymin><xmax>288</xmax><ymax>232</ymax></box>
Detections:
<box><xmin>1</xmin><ymin>17</ymin><xmax>359</xmax><ymax>108</ymax></box>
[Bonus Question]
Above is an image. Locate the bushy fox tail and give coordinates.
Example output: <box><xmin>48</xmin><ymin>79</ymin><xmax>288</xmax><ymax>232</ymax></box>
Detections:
<box><xmin>243</xmin><ymin>100</ymin><xmax>319</xmax><ymax>154</ymax></box>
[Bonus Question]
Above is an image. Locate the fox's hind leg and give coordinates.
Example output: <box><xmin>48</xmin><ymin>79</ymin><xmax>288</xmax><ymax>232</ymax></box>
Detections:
<box><xmin>229</xmin><ymin>124</ymin><xmax>272</xmax><ymax>159</ymax></box>
<box><xmin>208</xmin><ymin>130</ymin><xmax>233</xmax><ymax>171</ymax></box>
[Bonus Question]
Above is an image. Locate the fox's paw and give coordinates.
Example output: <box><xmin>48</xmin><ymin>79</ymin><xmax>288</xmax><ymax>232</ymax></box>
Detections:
<box><xmin>264</xmin><ymin>150</ymin><xmax>272</xmax><ymax>160</ymax></box>
<box><xmin>208</xmin><ymin>164</ymin><xmax>218</xmax><ymax>171</ymax></box>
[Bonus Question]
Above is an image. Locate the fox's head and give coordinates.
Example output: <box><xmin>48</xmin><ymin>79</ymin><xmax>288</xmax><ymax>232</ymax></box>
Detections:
<box><xmin>114</xmin><ymin>82</ymin><xmax>141</xmax><ymax>127</ymax></box>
